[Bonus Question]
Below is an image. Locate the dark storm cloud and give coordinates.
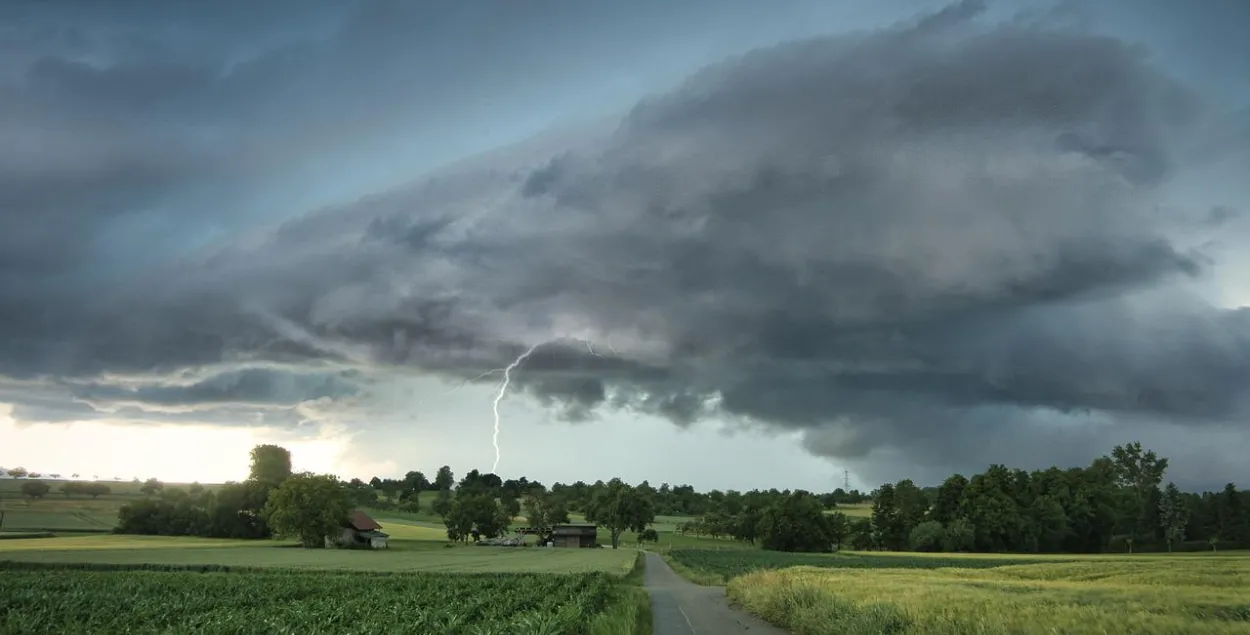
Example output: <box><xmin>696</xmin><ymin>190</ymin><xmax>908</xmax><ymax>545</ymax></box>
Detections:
<box><xmin>3</xmin><ymin>1</ymin><xmax>1249</xmax><ymax>485</ymax></box>
<box><xmin>73</xmin><ymin>368</ymin><xmax>363</xmax><ymax>409</ymax></box>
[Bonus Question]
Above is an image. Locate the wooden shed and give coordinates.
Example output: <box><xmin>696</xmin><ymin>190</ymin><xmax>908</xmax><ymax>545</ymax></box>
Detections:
<box><xmin>328</xmin><ymin>509</ymin><xmax>390</xmax><ymax>549</ymax></box>
<box><xmin>549</xmin><ymin>524</ymin><xmax>598</xmax><ymax>548</ymax></box>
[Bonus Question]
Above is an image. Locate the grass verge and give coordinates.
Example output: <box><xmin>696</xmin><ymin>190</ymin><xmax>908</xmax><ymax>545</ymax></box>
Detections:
<box><xmin>588</xmin><ymin>551</ymin><xmax>653</xmax><ymax>635</ymax></box>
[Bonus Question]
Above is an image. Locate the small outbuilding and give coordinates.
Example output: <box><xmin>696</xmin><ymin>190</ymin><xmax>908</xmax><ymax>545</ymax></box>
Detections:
<box><xmin>328</xmin><ymin>509</ymin><xmax>390</xmax><ymax>549</ymax></box>
<box><xmin>549</xmin><ymin>524</ymin><xmax>598</xmax><ymax>548</ymax></box>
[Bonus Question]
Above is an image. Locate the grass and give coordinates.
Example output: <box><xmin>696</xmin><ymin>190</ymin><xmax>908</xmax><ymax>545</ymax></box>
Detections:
<box><xmin>0</xmin><ymin>533</ymin><xmax>640</xmax><ymax>573</ymax></box>
<box><xmin>0</xmin><ymin>563</ymin><xmax>642</xmax><ymax>634</ymax></box>
<box><xmin>667</xmin><ymin>549</ymin><xmax>1072</xmax><ymax>584</ymax></box>
<box><xmin>830</xmin><ymin>503</ymin><xmax>872</xmax><ymax>518</ymax></box>
<box><xmin>724</xmin><ymin>551</ymin><xmax>1250</xmax><ymax>635</ymax></box>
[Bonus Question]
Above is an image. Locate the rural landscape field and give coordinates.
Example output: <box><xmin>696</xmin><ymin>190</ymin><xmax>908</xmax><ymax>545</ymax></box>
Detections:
<box><xmin>4</xmin><ymin>438</ymin><xmax>1249</xmax><ymax>634</ymax></box>
<box><xmin>5</xmin><ymin>1</ymin><xmax>1250</xmax><ymax>634</ymax></box>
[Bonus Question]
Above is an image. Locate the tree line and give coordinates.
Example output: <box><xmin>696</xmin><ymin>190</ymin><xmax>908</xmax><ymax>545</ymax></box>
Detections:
<box><xmin>672</xmin><ymin>442</ymin><xmax>1249</xmax><ymax>554</ymax></box>
<box><xmin>864</xmin><ymin>442</ymin><xmax>1249</xmax><ymax>554</ymax></box>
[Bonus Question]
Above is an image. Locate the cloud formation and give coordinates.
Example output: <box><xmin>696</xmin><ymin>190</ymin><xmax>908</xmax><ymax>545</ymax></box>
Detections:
<box><xmin>3</xmin><ymin>1</ymin><xmax>1249</xmax><ymax>486</ymax></box>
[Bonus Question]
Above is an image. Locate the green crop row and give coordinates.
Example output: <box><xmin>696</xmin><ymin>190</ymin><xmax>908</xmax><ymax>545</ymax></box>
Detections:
<box><xmin>668</xmin><ymin>548</ymin><xmax>1064</xmax><ymax>580</ymax></box>
<box><xmin>0</xmin><ymin>563</ymin><xmax>626</xmax><ymax>634</ymax></box>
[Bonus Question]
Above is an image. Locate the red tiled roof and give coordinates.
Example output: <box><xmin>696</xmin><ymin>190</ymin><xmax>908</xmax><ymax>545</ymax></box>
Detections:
<box><xmin>347</xmin><ymin>509</ymin><xmax>381</xmax><ymax>531</ymax></box>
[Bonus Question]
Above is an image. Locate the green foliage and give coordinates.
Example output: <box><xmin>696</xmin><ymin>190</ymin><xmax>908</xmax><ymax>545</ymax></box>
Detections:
<box><xmin>908</xmin><ymin>520</ymin><xmax>944</xmax><ymax>552</ymax></box>
<box><xmin>431</xmin><ymin>488</ymin><xmax>453</xmax><ymax>518</ymax></box>
<box><xmin>58</xmin><ymin>481</ymin><xmax>111</xmax><ymax>498</ymax></box>
<box><xmin>0</xmin><ymin>565</ymin><xmax>634</xmax><ymax>635</ymax></box>
<box><xmin>525</xmin><ymin>491</ymin><xmax>570</xmax><ymax>529</ymax></box>
<box><xmin>1158</xmin><ymin>482</ymin><xmax>1188</xmax><ymax>551</ymax></box>
<box><xmin>940</xmin><ymin>518</ymin><xmax>976</xmax><ymax>552</ymax></box>
<box><xmin>433</xmin><ymin>465</ymin><xmax>455</xmax><ymax>491</ymax></box>
<box><xmin>443</xmin><ymin>491</ymin><xmax>510</xmax><ymax>542</ymax></box>
<box><xmin>248</xmin><ymin>444</ymin><xmax>292</xmax><ymax>490</ymax></box>
<box><xmin>584</xmin><ymin>479</ymin><xmax>655</xmax><ymax>549</ymax></box>
<box><xmin>139</xmin><ymin>478</ymin><xmax>163</xmax><ymax>497</ymax></box>
<box><xmin>757</xmin><ymin>491</ymin><xmax>833</xmax><ymax>552</ymax></box>
<box><xmin>263</xmin><ymin>472</ymin><xmax>351</xmax><ymax>548</ymax></box>
<box><xmin>19</xmin><ymin>481</ymin><xmax>49</xmax><ymax>499</ymax></box>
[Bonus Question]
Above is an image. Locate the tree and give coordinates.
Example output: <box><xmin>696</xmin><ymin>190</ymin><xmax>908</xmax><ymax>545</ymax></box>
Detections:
<box><xmin>140</xmin><ymin>478</ymin><xmax>164</xmax><ymax>497</ymax></box>
<box><xmin>909</xmin><ymin>520</ymin><xmax>945</xmax><ymax>552</ymax></box>
<box><xmin>444</xmin><ymin>492</ymin><xmax>510</xmax><ymax>542</ymax></box>
<box><xmin>1109</xmin><ymin>442</ymin><xmax>1169</xmax><ymax>542</ymax></box>
<box><xmin>500</xmin><ymin>491</ymin><xmax>521</xmax><ymax>519</ymax></box>
<box><xmin>826</xmin><ymin>511</ymin><xmax>850</xmax><ymax>551</ymax></box>
<box><xmin>638</xmin><ymin>528</ymin><xmax>660</xmax><ymax>546</ymax></box>
<box><xmin>431</xmin><ymin>488</ymin><xmax>453</xmax><ymax>518</ymax></box>
<box><xmin>871</xmin><ymin>483</ymin><xmax>908</xmax><ymax>550</ymax></box>
<box><xmin>942</xmin><ymin>518</ymin><xmax>976</xmax><ymax>552</ymax></box>
<box><xmin>584</xmin><ymin>479</ymin><xmax>655</xmax><ymax>549</ymax></box>
<box><xmin>21</xmin><ymin>480</ymin><xmax>50</xmax><ymax>499</ymax></box>
<box><xmin>757</xmin><ymin>491</ymin><xmax>832</xmax><ymax>552</ymax></box>
<box><xmin>263</xmin><ymin>472</ymin><xmax>351</xmax><ymax>548</ymax></box>
<box><xmin>404</xmin><ymin>470</ymin><xmax>430</xmax><ymax>492</ymax></box>
<box><xmin>249</xmin><ymin>445</ymin><xmax>293</xmax><ymax>490</ymax></box>
<box><xmin>433</xmin><ymin>465</ymin><xmax>455</xmax><ymax>491</ymax></box>
<box><xmin>929</xmin><ymin>474</ymin><xmax>968</xmax><ymax>525</ymax></box>
<box><xmin>1158</xmin><ymin>482</ymin><xmax>1188</xmax><ymax>552</ymax></box>
<box><xmin>524</xmin><ymin>491</ymin><xmax>569</xmax><ymax>529</ymax></box>
<box><xmin>7</xmin><ymin>467</ymin><xmax>28</xmax><ymax>479</ymax></box>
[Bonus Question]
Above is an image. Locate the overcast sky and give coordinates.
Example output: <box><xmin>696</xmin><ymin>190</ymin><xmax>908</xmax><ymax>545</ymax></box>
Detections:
<box><xmin>2</xmin><ymin>0</ymin><xmax>1248</xmax><ymax>492</ymax></box>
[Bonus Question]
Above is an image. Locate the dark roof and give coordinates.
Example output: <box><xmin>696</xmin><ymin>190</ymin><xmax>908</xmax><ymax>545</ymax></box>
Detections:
<box><xmin>347</xmin><ymin>509</ymin><xmax>382</xmax><ymax>531</ymax></box>
<box><xmin>552</xmin><ymin>524</ymin><xmax>597</xmax><ymax>535</ymax></box>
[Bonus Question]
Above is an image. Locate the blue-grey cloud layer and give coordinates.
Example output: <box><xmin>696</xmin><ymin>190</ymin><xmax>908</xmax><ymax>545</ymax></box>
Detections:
<box><xmin>2</xmin><ymin>0</ymin><xmax>1249</xmax><ymax>486</ymax></box>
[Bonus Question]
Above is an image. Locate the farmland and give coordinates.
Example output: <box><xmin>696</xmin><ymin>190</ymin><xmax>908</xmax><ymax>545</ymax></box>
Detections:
<box><xmin>709</xmin><ymin>549</ymin><xmax>1250</xmax><ymax>635</ymax></box>
<box><xmin>0</xmin><ymin>563</ymin><xmax>643</xmax><ymax>635</ymax></box>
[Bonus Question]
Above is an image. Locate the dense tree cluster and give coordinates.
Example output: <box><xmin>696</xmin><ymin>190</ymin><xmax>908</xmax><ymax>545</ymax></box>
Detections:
<box><xmin>865</xmin><ymin>443</ymin><xmax>1250</xmax><ymax>554</ymax></box>
<box><xmin>115</xmin><ymin>446</ymin><xmax>292</xmax><ymax>539</ymax></box>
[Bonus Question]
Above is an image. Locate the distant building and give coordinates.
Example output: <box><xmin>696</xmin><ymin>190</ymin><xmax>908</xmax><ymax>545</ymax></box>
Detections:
<box><xmin>549</xmin><ymin>524</ymin><xmax>598</xmax><ymax>548</ymax></box>
<box><xmin>328</xmin><ymin>509</ymin><xmax>390</xmax><ymax>549</ymax></box>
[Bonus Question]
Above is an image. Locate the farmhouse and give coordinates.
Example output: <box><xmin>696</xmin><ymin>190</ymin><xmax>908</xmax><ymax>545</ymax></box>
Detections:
<box><xmin>328</xmin><ymin>509</ymin><xmax>390</xmax><ymax>549</ymax></box>
<box><xmin>549</xmin><ymin>524</ymin><xmax>598</xmax><ymax>548</ymax></box>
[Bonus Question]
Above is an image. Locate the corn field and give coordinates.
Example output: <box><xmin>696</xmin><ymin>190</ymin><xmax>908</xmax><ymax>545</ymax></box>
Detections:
<box><xmin>0</xmin><ymin>563</ymin><xmax>625</xmax><ymax>634</ymax></box>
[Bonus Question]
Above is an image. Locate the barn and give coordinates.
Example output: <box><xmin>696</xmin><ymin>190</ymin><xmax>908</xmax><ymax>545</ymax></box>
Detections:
<box><xmin>549</xmin><ymin>524</ymin><xmax>598</xmax><ymax>548</ymax></box>
<box><xmin>328</xmin><ymin>509</ymin><xmax>390</xmax><ymax>549</ymax></box>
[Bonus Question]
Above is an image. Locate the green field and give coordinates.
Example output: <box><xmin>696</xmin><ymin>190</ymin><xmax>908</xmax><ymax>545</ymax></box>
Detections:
<box><xmin>0</xmin><ymin>532</ymin><xmax>640</xmax><ymax>574</ymax></box>
<box><xmin>0</xmin><ymin>562</ymin><xmax>644</xmax><ymax>634</ymax></box>
<box><xmin>704</xmin><ymin>549</ymin><xmax>1250</xmax><ymax>635</ymax></box>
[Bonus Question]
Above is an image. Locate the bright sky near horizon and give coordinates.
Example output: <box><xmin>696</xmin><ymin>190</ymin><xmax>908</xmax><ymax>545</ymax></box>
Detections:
<box><xmin>2</xmin><ymin>0</ymin><xmax>1249</xmax><ymax>493</ymax></box>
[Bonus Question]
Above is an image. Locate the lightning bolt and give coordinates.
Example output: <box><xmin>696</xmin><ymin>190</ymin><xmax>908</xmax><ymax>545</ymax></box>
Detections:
<box><xmin>447</xmin><ymin>336</ymin><xmax>621</xmax><ymax>474</ymax></box>
<box><xmin>491</xmin><ymin>343</ymin><xmax>541</xmax><ymax>473</ymax></box>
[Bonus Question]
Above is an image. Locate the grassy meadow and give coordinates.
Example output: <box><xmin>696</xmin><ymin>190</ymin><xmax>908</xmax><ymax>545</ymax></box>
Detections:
<box><xmin>696</xmin><ymin>549</ymin><xmax>1250</xmax><ymax>635</ymax></box>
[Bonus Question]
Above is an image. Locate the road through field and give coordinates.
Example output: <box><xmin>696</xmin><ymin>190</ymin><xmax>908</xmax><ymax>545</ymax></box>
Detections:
<box><xmin>643</xmin><ymin>551</ymin><xmax>786</xmax><ymax>635</ymax></box>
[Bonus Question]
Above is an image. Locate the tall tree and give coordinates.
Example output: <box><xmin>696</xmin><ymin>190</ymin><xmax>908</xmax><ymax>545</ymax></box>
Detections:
<box><xmin>584</xmin><ymin>478</ymin><xmax>655</xmax><ymax>549</ymax></box>
<box><xmin>1109</xmin><ymin>442</ymin><xmax>1169</xmax><ymax>540</ymax></box>
<box><xmin>263</xmin><ymin>472</ymin><xmax>350</xmax><ymax>548</ymax></box>
<box><xmin>433</xmin><ymin>465</ymin><xmax>455</xmax><ymax>491</ymax></box>
<box><xmin>431</xmin><ymin>488</ymin><xmax>453</xmax><ymax>518</ymax></box>
<box><xmin>404</xmin><ymin>470</ymin><xmax>429</xmax><ymax>492</ymax></box>
<box><xmin>249</xmin><ymin>445</ymin><xmax>292</xmax><ymax>490</ymax></box>
<box><xmin>1158</xmin><ymin>482</ymin><xmax>1188</xmax><ymax>552</ymax></box>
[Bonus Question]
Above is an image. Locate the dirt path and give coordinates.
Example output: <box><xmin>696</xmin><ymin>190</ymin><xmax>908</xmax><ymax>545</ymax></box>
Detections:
<box><xmin>643</xmin><ymin>552</ymin><xmax>788</xmax><ymax>635</ymax></box>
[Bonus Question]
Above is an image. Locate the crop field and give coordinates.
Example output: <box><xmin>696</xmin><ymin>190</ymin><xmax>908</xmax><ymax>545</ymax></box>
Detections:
<box><xmin>0</xmin><ymin>562</ymin><xmax>642</xmax><ymax>634</ymax></box>
<box><xmin>723</xmin><ymin>551</ymin><xmax>1250</xmax><ymax>635</ymax></box>
<box><xmin>830</xmin><ymin>503</ymin><xmax>871</xmax><ymax>518</ymax></box>
<box><xmin>0</xmin><ymin>534</ymin><xmax>641</xmax><ymax>574</ymax></box>
<box><xmin>667</xmin><ymin>548</ymin><xmax>1071</xmax><ymax>583</ymax></box>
